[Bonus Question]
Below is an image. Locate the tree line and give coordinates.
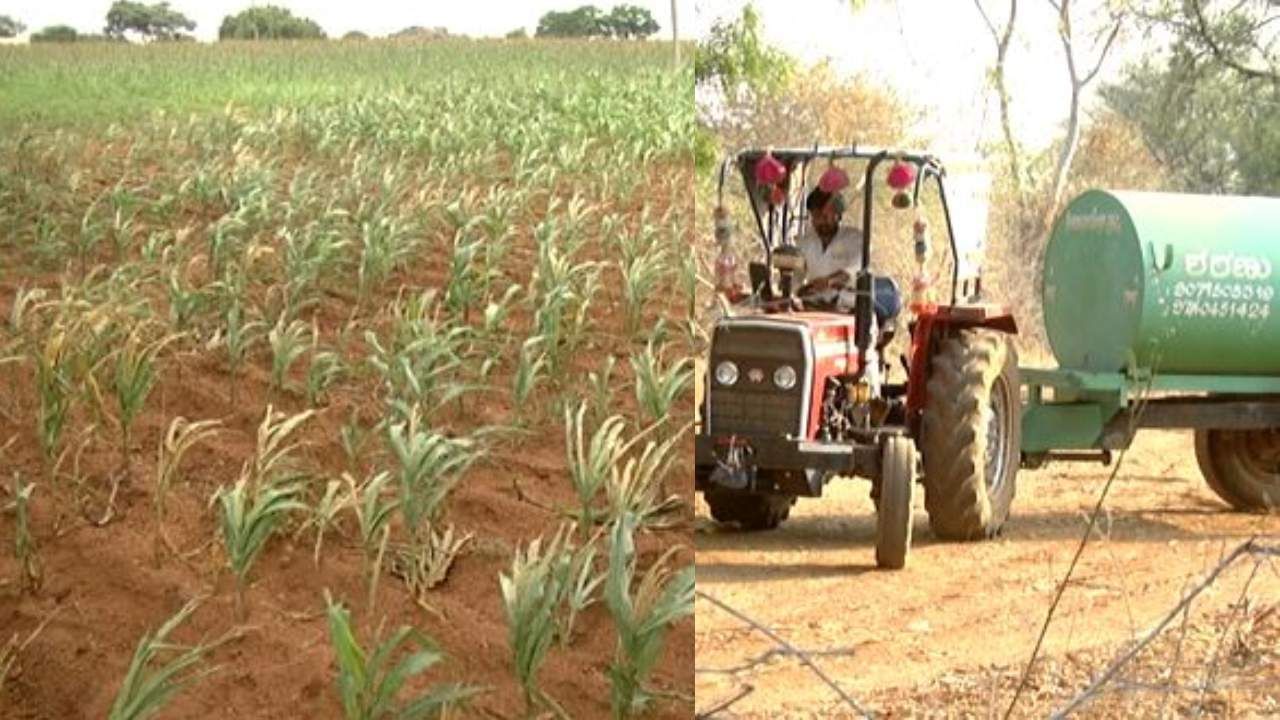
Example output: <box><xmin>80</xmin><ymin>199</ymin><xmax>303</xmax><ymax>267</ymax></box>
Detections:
<box><xmin>0</xmin><ymin>2</ymin><xmax>662</xmax><ymax>43</ymax></box>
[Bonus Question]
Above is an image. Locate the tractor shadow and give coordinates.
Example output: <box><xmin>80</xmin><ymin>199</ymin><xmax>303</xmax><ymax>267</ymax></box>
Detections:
<box><xmin>696</xmin><ymin>501</ymin><xmax>1262</xmax><ymax>558</ymax></box>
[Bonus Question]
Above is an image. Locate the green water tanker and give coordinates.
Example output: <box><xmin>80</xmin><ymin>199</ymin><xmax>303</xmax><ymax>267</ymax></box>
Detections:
<box><xmin>1021</xmin><ymin>189</ymin><xmax>1280</xmax><ymax>511</ymax></box>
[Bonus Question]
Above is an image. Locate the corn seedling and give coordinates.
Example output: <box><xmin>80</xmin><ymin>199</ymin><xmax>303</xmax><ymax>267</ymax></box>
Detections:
<box><xmin>267</xmin><ymin>316</ymin><xmax>311</xmax><ymax>394</ymax></box>
<box><xmin>345</xmin><ymin>470</ymin><xmax>398</xmax><ymax>612</ymax></box>
<box><xmin>498</xmin><ymin>525</ymin><xmax>573</xmax><ymax>719</ymax></box>
<box><xmin>565</xmin><ymin>404</ymin><xmax>631</xmax><ymax>540</ymax></box>
<box><xmin>324</xmin><ymin>591</ymin><xmax>478</xmax><ymax>720</ymax></box>
<box><xmin>630</xmin><ymin>344</ymin><xmax>692</xmax><ymax>427</ymax></box>
<box><xmin>222</xmin><ymin>298</ymin><xmax>263</xmax><ymax>406</ymax></box>
<box><xmin>112</xmin><ymin>331</ymin><xmax>175</xmax><ymax>470</ymax></box>
<box><xmin>555</xmin><ymin>537</ymin><xmax>604</xmax><ymax>648</ymax></box>
<box><xmin>9</xmin><ymin>473</ymin><xmax>41</xmax><ymax>593</ymax></box>
<box><xmin>604</xmin><ymin>515</ymin><xmax>693</xmax><ymax>720</ymax></box>
<box><xmin>357</xmin><ymin>215</ymin><xmax>412</xmax><ymax>305</ymax></box>
<box><xmin>480</xmin><ymin>284</ymin><xmax>523</xmax><ymax>346</ymax></box>
<box><xmin>297</xmin><ymin>478</ymin><xmax>351</xmax><ymax>568</ymax></box>
<box><xmin>214</xmin><ymin>478</ymin><xmax>306</xmax><ymax>620</ymax></box>
<box><xmin>340</xmin><ymin>409</ymin><xmax>375</xmax><ymax>473</ymax></box>
<box><xmin>586</xmin><ymin>355</ymin><xmax>618</xmax><ymax>427</ymax></box>
<box><xmin>511</xmin><ymin>336</ymin><xmax>548</xmax><ymax>414</ymax></box>
<box><xmin>107</xmin><ymin>598</ymin><xmax>226</xmax><ymax>720</ymax></box>
<box><xmin>620</xmin><ymin>247</ymin><xmax>668</xmax><ymax>337</ymax></box>
<box><xmin>31</xmin><ymin>329</ymin><xmax>73</xmax><ymax>465</ymax></box>
<box><xmin>306</xmin><ymin>349</ymin><xmax>345</xmax><ymax>407</ymax></box>
<box><xmin>385</xmin><ymin>410</ymin><xmax>476</xmax><ymax>546</ymax></box>
<box><xmin>165</xmin><ymin>266</ymin><xmax>208</xmax><ymax>334</ymax></box>
<box><xmin>444</xmin><ymin>228</ymin><xmax>486</xmax><ymax>323</ymax></box>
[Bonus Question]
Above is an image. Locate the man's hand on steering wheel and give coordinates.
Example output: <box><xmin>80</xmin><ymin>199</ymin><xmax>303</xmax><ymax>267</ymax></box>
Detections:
<box><xmin>799</xmin><ymin>271</ymin><xmax>848</xmax><ymax>298</ymax></box>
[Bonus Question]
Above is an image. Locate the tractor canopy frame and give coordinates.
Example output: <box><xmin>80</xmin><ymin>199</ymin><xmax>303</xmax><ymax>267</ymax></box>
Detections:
<box><xmin>719</xmin><ymin>145</ymin><xmax>971</xmax><ymax>308</ymax></box>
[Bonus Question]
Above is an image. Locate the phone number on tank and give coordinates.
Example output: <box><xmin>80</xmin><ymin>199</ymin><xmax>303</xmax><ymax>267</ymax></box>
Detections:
<box><xmin>1171</xmin><ymin>280</ymin><xmax>1276</xmax><ymax>303</ymax></box>
<box><xmin>1168</xmin><ymin>299</ymin><xmax>1271</xmax><ymax>320</ymax></box>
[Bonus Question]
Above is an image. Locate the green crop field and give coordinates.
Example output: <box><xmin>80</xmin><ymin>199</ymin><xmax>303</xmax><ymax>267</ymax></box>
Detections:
<box><xmin>0</xmin><ymin>38</ymin><xmax>695</xmax><ymax>719</ymax></box>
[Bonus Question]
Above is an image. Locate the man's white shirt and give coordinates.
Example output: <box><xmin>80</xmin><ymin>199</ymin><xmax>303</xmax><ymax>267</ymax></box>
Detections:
<box><xmin>797</xmin><ymin>226</ymin><xmax>864</xmax><ymax>305</ymax></box>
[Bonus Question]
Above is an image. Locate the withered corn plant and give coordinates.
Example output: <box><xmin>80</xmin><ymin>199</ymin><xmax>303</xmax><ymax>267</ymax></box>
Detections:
<box><xmin>154</xmin><ymin>417</ymin><xmax>222</xmax><ymax>555</ymax></box>
<box><xmin>499</xmin><ymin>525</ymin><xmax>573</xmax><ymax>720</ymax></box>
<box><xmin>605</xmin><ymin>427</ymin><xmax>685</xmax><ymax>530</ymax></box>
<box><xmin>9</xmin><ymin>472</ymin><xmax>42</xmax><ymax>593</ymax></box>
<box><xmin>297</xmin><ymin>477</ymin><xmax>350</xmax><ymax>568</ymax></box>
<box><xmin>345</xmin><ymin>470</ymin><xmax>397</xmax><ymax>612</ymax></box>
<box><xmin>564</xmin><ymin>403</ymin><xmax>640</xmax><ymax>539</ymax></box>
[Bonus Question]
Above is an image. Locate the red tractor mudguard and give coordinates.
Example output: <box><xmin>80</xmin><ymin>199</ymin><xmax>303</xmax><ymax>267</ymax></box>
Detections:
<box><xmin>905</xmin><ymin>302</ymin><xmax>1018</xmax><ymax>432</ymax></box>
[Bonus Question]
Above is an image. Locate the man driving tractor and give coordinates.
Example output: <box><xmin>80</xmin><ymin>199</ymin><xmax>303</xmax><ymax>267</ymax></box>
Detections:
<box><xmin>795</xmin><ymin>181</ymin><xmax>902</xmax><ymax>326</ymax></box>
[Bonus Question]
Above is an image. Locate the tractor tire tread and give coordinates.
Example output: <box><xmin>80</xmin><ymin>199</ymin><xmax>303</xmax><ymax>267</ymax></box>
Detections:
<box><xmin>920</xmin><ymin>329</ymin><xmax>1020</xmax><ymax>541</ymax></box>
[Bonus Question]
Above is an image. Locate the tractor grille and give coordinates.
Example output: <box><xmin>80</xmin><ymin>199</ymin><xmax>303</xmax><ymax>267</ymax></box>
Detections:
<box><xmin>707</xmin><ymin>324</ymin><xmax>808</xmax><ymax>438</ymax></box>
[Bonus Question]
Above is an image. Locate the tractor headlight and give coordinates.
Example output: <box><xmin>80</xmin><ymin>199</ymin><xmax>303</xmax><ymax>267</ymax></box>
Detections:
<box><xmin>714</xmin><ymin>361</ymin><xmax>739</xmax><ymax>386</ymax></box>
<box><xmin>773</xmin><ymin>365</ymin><xmax>797</xmax><ymax>390</ymax></box>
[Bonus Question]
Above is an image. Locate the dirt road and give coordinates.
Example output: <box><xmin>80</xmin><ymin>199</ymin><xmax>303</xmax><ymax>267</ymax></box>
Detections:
<box><xmin>694</xmin><ymin>429</ymin><xmax>1280</xmax><ymax>717</ymax></box>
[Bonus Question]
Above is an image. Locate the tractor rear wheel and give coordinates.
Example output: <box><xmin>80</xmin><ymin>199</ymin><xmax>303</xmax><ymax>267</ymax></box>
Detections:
<box><xmin>875</xmin><ymin>436</ymin><xmax>916</xmax><ymax>569</ymax></box>
<box><xmin>920</xmin><ymin>329</ymin><xmax>1020</xmax><ymax>540</ymax></box>
<box><xmin>1193</xmin><ymin>429</ymin><xmax>1280</xmax><ymax>512</ymax></box>
<box><xmin>704</xmin><ymin>485</ymin><xmax>795</xmax><ymax>531</ymax></box>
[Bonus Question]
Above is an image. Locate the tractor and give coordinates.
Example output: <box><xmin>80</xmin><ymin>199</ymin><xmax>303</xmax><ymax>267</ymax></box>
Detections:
<box><xmin>695</xmin><ymin>146</ymin><xmax>1019</xmax><ymax>569</ymax></box>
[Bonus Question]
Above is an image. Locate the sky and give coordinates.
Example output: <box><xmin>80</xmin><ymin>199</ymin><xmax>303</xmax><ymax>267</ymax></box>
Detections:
<box><xmin>694</xmin><ymin>0</ymin><xmax>1149</xmax><ymax>154</ymax></box>
<box><xmin>3</xmin><ymin>0</ymin><xmax>694</xmax><ymax>40</ymax></box>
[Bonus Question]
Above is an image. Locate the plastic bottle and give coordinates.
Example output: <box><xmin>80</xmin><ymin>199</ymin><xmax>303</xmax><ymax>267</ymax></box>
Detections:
<box><xmin>909</xmin><ymin>218</ymin><xmax>933</xmax><ymax>311</ymax></box>
<box><xmin>713</xmin><ymin>206</ymin><xmax>741</xmax><ymax>298</ymax></box>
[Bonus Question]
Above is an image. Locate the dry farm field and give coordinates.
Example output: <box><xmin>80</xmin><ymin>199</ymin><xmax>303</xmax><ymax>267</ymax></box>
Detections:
<box><xmin>0</xmin><ymin>38</ymin><xmax>695</xmax><ymax>719</ymax></box>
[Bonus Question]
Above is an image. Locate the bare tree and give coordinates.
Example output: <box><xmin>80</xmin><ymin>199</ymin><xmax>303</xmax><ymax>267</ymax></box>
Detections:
<box><xmin>672</xmin><ymin>0</ymin><xmax>679</xmax><ymax>67</ymax></box>
<box><xmin>974</xmin><ymin>1</ymin><xmax>1024</xmax><ymax>207</ymax></box>
<box><xmin>1041</xmin><ymin>0</ymin><xmax>1124</xmax><ymax>232</ymax></box>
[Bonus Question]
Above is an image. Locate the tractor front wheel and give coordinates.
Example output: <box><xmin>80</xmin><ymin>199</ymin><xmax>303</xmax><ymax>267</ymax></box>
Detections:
<box><xmin>1194</xmin><ymin>429</ymin><xmax>1280</xmax><ymax>512</ymax></box>
<box><xmin>920</xmin><ymin>329</ymin><xmax>1020</xmax><ymax>540</ymax></box>
<box><xmin>875</xmin><ymin>436</ymin><xmax>916</xmax><ymax>569</ymax></box>
<box><xmin>704</xmin><ymin>486</ymin><xmax>795</xmax><ymax>531</ymax></box>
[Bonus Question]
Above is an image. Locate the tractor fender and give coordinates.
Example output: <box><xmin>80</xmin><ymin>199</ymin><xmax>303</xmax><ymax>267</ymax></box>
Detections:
<box><xmin>905</xmin><ymin>303</ymin><xmax>1018</xmax><ymax>432</ymax></box>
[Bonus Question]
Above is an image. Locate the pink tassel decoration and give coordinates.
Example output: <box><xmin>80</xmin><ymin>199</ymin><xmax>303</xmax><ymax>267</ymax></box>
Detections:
<box><xmin>818</xmin><ymin>166</ymin><xmax>849</xmax><ymax>193</ymax></box>
<box><xmin>887</xmin><ymin>161</ymin><xmax>915</xmax><ymax>190</ymax></box>
<box><xmin>754</xmin><ymin>153</ymin><xmax>786</xmax><ymax>186</ymax></box>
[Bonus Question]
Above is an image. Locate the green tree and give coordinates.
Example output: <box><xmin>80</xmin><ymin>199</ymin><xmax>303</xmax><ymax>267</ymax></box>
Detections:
<box><xmin>536</xmin><ymin>6</ymin><xmax>606</xmax><ymax>38</ymax></box>
<box><xmin>605</xmin><ymin>5</ymin><xmax>659</xmax><ymax>39</ymax></box>
<box><xmin>1101</xmin><ymin>1</ymin><xmax>1280</xmax><ymax>195</ymax></box>
<box><xmin>389</xmin><ymin>26</ymin><xmax>449</xmax><ymax>40</ymax></box>
<box><xmin>30</xmin><ymin>25</ymin><xmax>79</xmax><ymax>43</ymax></box>
<box><xmin>0</xmin><ymin>15</ymin><xmax>26</xmax><ymax>38</ymax></box>
<box><xmin>218</xmin><ymin>5</ymin><xmax>325</xmax><ymax>40</ymax></box>
<box><xmin>694</xmin><ymin>3</ymin><xmax>795</xmax><ymax>95</ymax></box>
<box><xmin>1103</xmin><ymin>46</ymin><xmax>1280</xmax><ymax>195</ymax></box>
<box><xmin>104</xmin><ymin>1</ymin><xmax>195</xmax><ymax>41</ymax></box>
<box><xmin>506</xmin><ymin>27</ymin><xmax>528</xmax><ymax>39</ymax></box>
<box><xmin>342</xmin><ymin>30</ymin><xmax>368</xmax><ymax>40</ymax></box>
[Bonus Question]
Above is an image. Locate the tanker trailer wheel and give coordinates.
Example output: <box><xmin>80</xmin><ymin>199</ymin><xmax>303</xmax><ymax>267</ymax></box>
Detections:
<box><xmin>1193</xmin><ymin>429</ymin><xmax>1280</xmax><ymax>512</ymax></box>
<box><xmin>876</xmin><ymin>436</ymin><xmax>916</xmax><ymax>570</ymax></box>
<box><xmin>920</xmin><ymin>329</ymin><xmax>1021</xmax><ymax>540</ymax></box>
<box><xmin>704</xmin><ymin>485</ymin><xmax>796</xmax><ymax>531</ymax></box>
